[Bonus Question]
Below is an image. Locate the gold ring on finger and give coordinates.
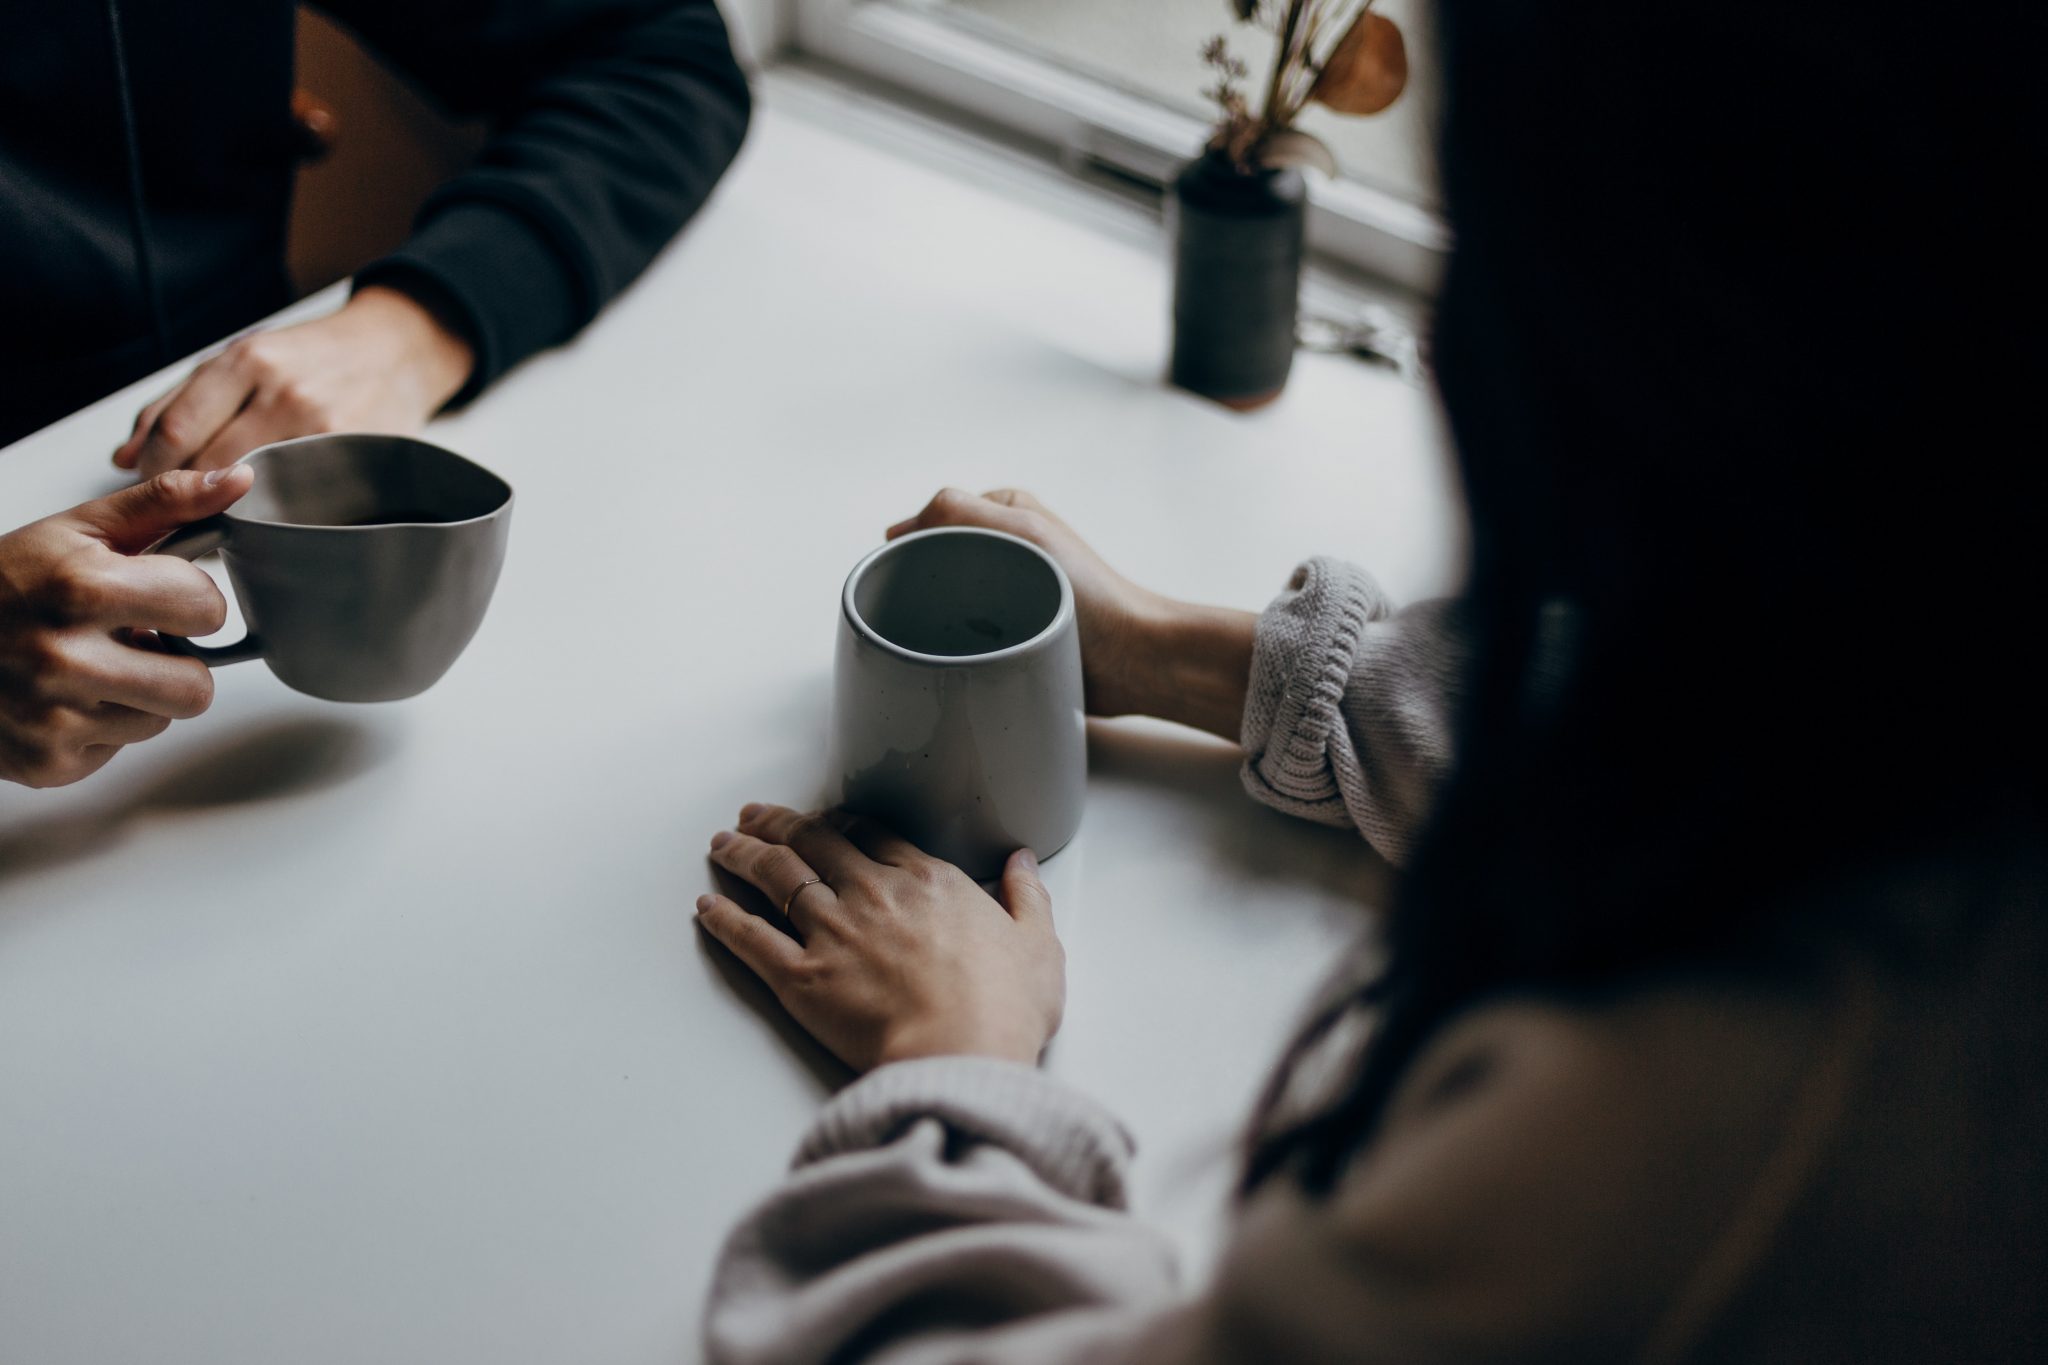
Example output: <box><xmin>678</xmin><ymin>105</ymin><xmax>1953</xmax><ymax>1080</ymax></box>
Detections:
<box><xmin>783</xmin><ymin>875</ymin><xmax>825</xmax><ymax>918</ymax></box>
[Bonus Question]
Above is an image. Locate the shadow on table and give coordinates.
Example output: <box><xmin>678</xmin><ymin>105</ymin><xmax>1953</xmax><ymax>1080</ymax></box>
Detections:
<box><xmin>696</xmin><ymin>864</ymin><xmax>855</xmax><ymax>1095</ymax></box>
<box><xmin>0</xmin><ymin>716</ymin><xmax>396</xmax><ymax>887</ymax></box>
<box><xmin>1086</xmin><ymin>720</ymin><xmax>1398</xmax><ymax>915</ymax></box>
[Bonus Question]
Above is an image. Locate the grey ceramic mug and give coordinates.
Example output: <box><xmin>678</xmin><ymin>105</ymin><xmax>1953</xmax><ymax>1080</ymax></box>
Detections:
<box><xmin>833</xmin><ymin>526</ymin><xmax>1087</xmax><ymax>881</ymax></box>
<box><xmin>153</xmin><ymin>433</ymin><xmax>514</xmax><ymax>703</ymax></box>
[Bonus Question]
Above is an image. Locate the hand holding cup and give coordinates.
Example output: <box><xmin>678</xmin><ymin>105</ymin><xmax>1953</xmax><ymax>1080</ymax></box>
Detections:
<box><xmin>887</xmin><ymin>489</ymin><xmax>1258</xmax><ymax>744</ymax></box>
<box><xmin>0</xmin><ymin>469</ymin><xmax>251</xmax><ymax>786</ymax></box>
<box><xmin>887</xmin><ymin>488</ymin><xmax>1169</xmax><ymax>718</ymax></box>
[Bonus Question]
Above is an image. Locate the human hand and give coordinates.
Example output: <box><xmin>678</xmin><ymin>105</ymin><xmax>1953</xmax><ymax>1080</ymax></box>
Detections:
<box><xmin>0</xmin><ymin>467</ymin><xmax>253</xmax><ymax>787</ymax></box>
<box><xmin>888</xmin><ymin>488</ymin><xmax>1172</xmax><ymax>717</ymax></box>
<box><xmin>888</xmin><ymin>488</ymin><xmax>1256</xmax><ymax>740</ymax></box>
<box><xmin>112</xmin><ymin>285</ymin><xmax>474</xmax><ymax>479</ymax></box>
<box><xmin>696</xmin><ymin>803</ymin><xmax>1064</xmax><ymax>1073</ymax></box>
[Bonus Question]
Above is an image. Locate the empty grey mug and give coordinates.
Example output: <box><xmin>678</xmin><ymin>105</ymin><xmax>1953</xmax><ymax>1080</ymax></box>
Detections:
<box><xmin>152</xmin><ymin>433</ymin><xmax>513</xmax><ymax>702</ymax></box>
<box><xmin>833</xmin><ymin>526</ymin><xmax>1086</xmax><ymax>880</ymax></box>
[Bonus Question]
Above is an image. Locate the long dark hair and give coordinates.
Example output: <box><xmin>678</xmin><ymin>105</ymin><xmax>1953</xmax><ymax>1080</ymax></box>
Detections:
<box><xmin>1247</xmin><ymin>1</ymin><xmax>2047</xmax><ymax>1193</ymax></box>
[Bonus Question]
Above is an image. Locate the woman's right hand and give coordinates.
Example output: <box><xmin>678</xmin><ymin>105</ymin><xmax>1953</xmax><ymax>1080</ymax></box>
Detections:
<box><xmin>888</xmin><ymin>489</ymin><xmax>1256</xmax><ymax>741</ymax></box>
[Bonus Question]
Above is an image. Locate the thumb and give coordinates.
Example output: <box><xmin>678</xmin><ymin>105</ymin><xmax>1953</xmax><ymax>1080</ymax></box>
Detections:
<box><xmin>998</xmin><ymin>847</ymin><xmax>1052</xmax><ymax>927</ymax></box>
<box><xmin>65</xmin><ymin>466</ymin><xmax>255</xmax><ymax>554</ymax></box>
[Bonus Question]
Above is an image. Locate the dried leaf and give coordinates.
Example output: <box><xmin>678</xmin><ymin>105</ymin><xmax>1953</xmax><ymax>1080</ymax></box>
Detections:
<box><xmin>1311</xmin><ymin>12</ymin><xmax>1407</xmax><ymax>116</ymax></box>
<box><xmin>1258</xmin><ymin>128</ymin><xmax>1339</xmax><ymax>178</ymax></box>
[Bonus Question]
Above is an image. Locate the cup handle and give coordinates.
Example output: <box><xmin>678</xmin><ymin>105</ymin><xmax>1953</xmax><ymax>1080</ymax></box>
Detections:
<box><xmin>150</xmin><ymin>516</ymin><xmax>264</xmax><ymax>667</ymax></box>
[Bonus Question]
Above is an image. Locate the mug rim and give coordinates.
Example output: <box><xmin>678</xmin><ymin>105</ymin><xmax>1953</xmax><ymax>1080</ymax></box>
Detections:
<box><xmin>841</xmin><ymin>526</ymin><xmax>1076</xmax><ymax>666</ymax></box>
<box><xmin>220</xmin><ymin>433</ymin><xmax>514</xmax><ymax>532</ymax></box>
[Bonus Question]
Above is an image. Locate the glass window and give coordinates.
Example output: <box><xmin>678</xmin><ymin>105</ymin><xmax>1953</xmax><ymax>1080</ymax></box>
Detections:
<box><xmin>793</xmin><ymin>0</ymin><xmax>1447</xmax><ymax>287</ymax></box>
<box><xmin>908</xmin><ymin>0</ymin><xmax>1439</xmax><ymax>209</ymax></box>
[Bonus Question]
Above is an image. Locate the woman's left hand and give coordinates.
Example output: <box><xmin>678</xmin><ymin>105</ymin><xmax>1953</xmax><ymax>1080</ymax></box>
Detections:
<box><xmin>697</xmin><ymin>803</ymin><xmax>1065</xmax><ymax>1073</ymax></box>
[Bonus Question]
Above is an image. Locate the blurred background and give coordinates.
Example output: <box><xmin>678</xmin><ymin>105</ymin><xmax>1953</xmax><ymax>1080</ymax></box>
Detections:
<box><xmin>288</xmin><ymin>1</ymin><xmax>1440</xmax><ymax>300</ymax></box>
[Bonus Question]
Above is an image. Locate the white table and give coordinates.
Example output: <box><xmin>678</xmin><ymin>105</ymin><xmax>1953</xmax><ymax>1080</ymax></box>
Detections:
<box><xmin>0</xmin><ymin>79</ymin><xmax>1463</xmax><ymax>1365</ymax></box>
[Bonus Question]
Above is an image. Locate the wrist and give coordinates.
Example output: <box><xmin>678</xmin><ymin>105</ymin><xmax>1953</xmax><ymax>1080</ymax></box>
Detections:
<box><xmin>348</xmin><ymin>284</ymin><xmax>475</xmax><ymax>411</ymax></box>
<box><xmin>874</xmin><ymin>1019</ymin><xmax>1046</xmax><ymax>1071</ymax></box>
<box><xmin>1129</xmin><ymin>598</ymin><xmax>1258</xmax><ymax>743</ymax></box>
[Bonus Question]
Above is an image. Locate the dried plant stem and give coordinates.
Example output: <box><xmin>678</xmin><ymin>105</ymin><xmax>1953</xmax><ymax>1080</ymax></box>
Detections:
<box><xmin>1294</xmin><ymin>2</ymin><xmax>1335</xmax><ymax>115</ymax></box>
<box><xmin>1259</xmin><ymin>0</ymin><xmax>1310</xmax><ymax>141</ymax></box>
<box><xmin>1280</xmin><ymin>0</ymin><xmax>1372</xmax><ymax>128</ymax></box>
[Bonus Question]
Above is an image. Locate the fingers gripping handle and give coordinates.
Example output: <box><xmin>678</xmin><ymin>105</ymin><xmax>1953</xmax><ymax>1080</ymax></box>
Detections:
<box><xmin>150</xmin><ymin>516</ymin><xmax>263</xmax><ymax>666</ymax></box>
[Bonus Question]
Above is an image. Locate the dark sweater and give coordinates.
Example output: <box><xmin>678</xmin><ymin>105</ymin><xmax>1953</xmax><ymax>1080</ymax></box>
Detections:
<box><xmin>0</xmin><ymin>0</ymin><xmax>750</xmax><ymax>447</ymax></box>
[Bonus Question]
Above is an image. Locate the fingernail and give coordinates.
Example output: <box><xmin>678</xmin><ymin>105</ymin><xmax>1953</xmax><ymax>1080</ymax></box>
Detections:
<box><xmin>695</xmin><ymin>894</ymin><xmax>716</xmax><ymax>914</ymax></box>
<box><xmin>203</xmin><ymin>466</ymin><xmax>231</xmax><ymax>486</ymax></box>
<box><xmin>710</xmin><ymin>830</ymin><xmax>734</xmax><ymax>850</ymax></box>
<box><xmin>738</xmin><ymin>802</ymin><xmax>763</xmax><ymax>822</ymax></box>
<box><xmin>1017</xmin><ymin>848</ymin><xmax>1039</xmax><ymax>872</ymax></box>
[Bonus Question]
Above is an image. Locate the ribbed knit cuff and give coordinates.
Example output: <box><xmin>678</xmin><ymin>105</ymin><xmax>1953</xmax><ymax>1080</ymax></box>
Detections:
<box><xmin>796</xmin><ymin>1057</ymin><xmax>1138</xmax><ymax>1210</ymax></box>
<box><xmin>356</xmin><ymin>196</ymin><xmax>588</xmax><ymax>408</ymax></box>
<box><xmin>1241</xmin><ymin>556</ymin><xmax>1391</xmax><ymax>816</ymax></box>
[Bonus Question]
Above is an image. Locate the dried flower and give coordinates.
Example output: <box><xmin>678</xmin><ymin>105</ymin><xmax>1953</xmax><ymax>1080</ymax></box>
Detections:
<box><xmin>1202</xmin><ymin>0</ymin><xmax>1408</xmax><ymax>174</ymax></box>
<box><xmin>1201</xmin><ymin>35</ymin><xmax>1249</xmax><ymax>82</ymax></box>
<box><xmin>1311</xmin><ymin>11</ymin><xmax>1407</xmax><ymax>115</ymax></box>
<box><xmin>1202</xmin><ymin>32</ymin><xmax>1256</xmax><ymax>149</ymax></box>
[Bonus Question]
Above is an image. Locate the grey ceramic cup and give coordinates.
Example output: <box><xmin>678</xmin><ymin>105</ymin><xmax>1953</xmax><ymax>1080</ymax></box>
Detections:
<box><xmin>152</xmin><ymin>433</ymin><xmax>513</xmax><ymax>703</ymax></box>
<box><xmin>833</xmin><ymin>526</ymin><xmax>1087</xmax><ymax>881</ymax></box>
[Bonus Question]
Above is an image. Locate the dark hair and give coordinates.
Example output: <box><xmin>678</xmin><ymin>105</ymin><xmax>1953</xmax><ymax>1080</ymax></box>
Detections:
<box><xmin>1247</xmin><ymin>1</ymin><xmax>2047</xmax><ymax>1193</ymax></box>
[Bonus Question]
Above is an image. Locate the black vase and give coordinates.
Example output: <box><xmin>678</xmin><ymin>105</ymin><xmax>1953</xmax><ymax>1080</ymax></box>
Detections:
<box><xmin>1168</xmin><ymin>150</ymin><xmax>1307</xmax><ymax>410</ymax></box>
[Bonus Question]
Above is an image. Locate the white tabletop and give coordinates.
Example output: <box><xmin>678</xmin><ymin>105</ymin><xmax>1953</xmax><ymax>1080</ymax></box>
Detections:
<box><xmin>0</xmin><ymin>85</ymin><xmax>1463</xmax><ymax>1365</ymax></box>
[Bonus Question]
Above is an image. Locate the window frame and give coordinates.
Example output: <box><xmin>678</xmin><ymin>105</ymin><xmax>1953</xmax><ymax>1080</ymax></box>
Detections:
<box><xmin>789</xmin><ymin>0</ymin><xmax>1448</xmax><ymax>294</ymax></box>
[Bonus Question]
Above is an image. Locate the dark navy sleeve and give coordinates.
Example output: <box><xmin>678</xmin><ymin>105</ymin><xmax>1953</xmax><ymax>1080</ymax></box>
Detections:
<box><xmin>325</xmin><ymin>0</ymin><xmax>751</xmax><ymax>402</ymax></box>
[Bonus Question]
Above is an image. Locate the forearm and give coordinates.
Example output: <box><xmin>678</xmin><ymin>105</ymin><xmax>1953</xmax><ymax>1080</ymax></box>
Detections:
<box><xmin>1123</xmin><ymin>599</ymin><xmax>1259</xmax><ymax>743</ymax></box>
<box><xmin>336</xmin><ymin>285</ymin><xmax>474</xmax><ymax>411</ymax></box>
